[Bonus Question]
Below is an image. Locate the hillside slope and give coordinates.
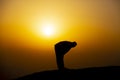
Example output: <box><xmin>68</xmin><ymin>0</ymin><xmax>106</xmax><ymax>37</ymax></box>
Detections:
<box><xmin>15</xmin><ymin>66</ymin><xmax>120</xmax><ymax>80</ymax></box>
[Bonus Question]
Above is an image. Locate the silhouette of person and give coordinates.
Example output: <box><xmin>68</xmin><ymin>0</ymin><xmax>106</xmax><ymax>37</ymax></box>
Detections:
<box><xmin>54</xmin><ymin>41</ymin><xmax>77</xmax><ymax>70</ymax></box>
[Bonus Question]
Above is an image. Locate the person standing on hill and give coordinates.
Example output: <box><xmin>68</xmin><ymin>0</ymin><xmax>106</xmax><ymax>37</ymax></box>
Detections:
<box><xmin>54</xmin><ymin>41</ymin><xmax>77</xmax><ymax>70</ymax></box>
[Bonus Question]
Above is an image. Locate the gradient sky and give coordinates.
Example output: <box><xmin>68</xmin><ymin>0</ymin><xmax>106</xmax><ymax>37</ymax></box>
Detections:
<box><xmin>1</xmin><ymin>0</ymin><xmax>120</xmax><ymax>79</ymax></box>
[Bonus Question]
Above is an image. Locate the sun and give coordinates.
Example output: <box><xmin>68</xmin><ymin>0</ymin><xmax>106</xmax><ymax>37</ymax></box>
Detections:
<box><xmin>41</xmin><ymin>23</ymin><xmax>55</xmax><ymax>37</ymax></box>
<box><xmin>31</xmin><ymin>19</ymin><xmax>60</xmax><ymax>38</ymax></box>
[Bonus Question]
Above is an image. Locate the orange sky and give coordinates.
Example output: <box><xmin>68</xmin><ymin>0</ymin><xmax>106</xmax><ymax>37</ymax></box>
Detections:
<box><xmin>1</xmin><ymin>0</ymin><xmax>120</xmax><ymax>79</ymax></box>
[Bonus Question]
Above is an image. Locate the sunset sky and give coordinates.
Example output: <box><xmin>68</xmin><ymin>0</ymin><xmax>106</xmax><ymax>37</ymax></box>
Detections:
<box><xmin>1</xmin><ymin>0</ymin><xmax>120</xmax><ymax>79</ymax></box>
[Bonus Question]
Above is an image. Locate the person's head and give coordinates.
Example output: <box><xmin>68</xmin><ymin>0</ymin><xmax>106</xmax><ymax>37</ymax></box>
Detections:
<box><xmin>71</xmin><ymin>41</ymin><xmax>77</xmax><ymax>47</ymax></box>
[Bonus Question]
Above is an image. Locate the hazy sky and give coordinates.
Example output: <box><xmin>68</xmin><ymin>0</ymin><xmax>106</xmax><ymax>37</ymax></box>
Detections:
<box><xmin>1</xmin><ymin>0</ymin><xmax>120</xmax><ymax>79</ymax></box>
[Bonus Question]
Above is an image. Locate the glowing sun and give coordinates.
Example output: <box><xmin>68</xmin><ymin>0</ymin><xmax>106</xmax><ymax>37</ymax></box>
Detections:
<box><xmin>41</xmin><ymin>23</ymin><xmax>55</xmax><ymax>37</ymax></box>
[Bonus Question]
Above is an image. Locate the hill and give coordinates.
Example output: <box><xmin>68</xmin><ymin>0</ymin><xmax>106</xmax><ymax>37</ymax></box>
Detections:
<box><xmin>15</xmin><ymin>66</ymin><xmax>120</xmax><ymax>80</ymax></box>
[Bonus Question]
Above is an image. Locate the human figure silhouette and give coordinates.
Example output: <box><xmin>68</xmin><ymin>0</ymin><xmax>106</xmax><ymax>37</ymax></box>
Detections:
<box><xmin>54</xmin><ymin>41</ymin><xmax>77</xmax><ymax>70</ymax></box>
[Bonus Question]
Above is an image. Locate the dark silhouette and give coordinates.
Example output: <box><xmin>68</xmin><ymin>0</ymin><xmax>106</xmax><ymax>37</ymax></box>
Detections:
<box><xmin>15</xmin><ymin>66</ymin><xmax>120</xmax><ymax>80</ymax></box>
<box><xmin>54</xmin><ymin>41</ymin><xmax>77</xmax><ymax>70</ymax></box>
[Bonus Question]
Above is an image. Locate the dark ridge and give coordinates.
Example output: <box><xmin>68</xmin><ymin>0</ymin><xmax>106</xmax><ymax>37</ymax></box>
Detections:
<box><xmin>15</xmin><ymin>66</ymin><xmax>120</xmax><ymax>80</ymax></box>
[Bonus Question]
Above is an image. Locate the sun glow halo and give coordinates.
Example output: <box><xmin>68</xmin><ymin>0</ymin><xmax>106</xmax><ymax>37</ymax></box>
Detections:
<box><xmin>41</xmin><ymin>23</ymin><xmax>55</xmax><ymax>37</ymax></box>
